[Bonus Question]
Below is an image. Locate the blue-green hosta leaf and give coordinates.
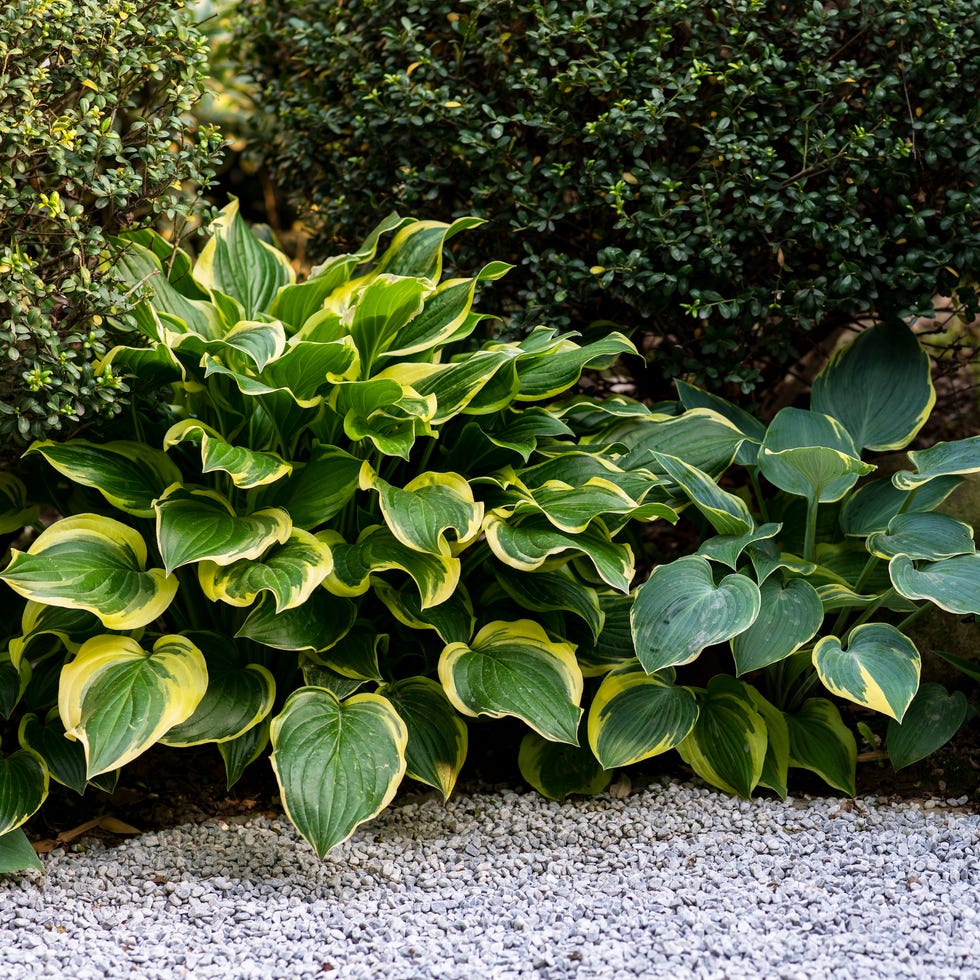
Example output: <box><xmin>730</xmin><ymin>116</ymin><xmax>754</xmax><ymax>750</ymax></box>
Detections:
<box><xmin>743</xmin><ymin>685</ymin><xmax>790</xmax><ymax>799</ymax></box>
<box><xmin>841</xmin><ymin>475</ymin><xmax>965</xmax><ymax>537</ymax></box>
<box><xmin>674</xmin><ymin>380</ymin><xmax>766</xmax><ymax>465</ymax></box>
<box><xmin>518</xmin><ymin>732</ymin><xmax>611</xmax><ymax>801</ymax></box>
<box><xmin>378</xmin><ymin>677</ymin><xmax>468</xmax><ymax>800</ymax></box>
<box><xmin>360</xmin><ymin>467</ymin><xmax>483</xmax><ymax>557</ymax></box>
<box><xmin>494</xmin><ymin>566</ymin><xmax>603</xmax><ymax>642</ymax></box>
<box><xmin>731</xmin><ymin>577</ymin><xmax>824</xmax><ymax>675</ymax></box>
<box><xmin>867</xmin><ymin>512</ymin><xmax>975</xmax><ymax>561</ymax></box>
<box><xmin>0</xmin><ymin>473</ymin><xmax>39</xmax><ymax>535</ymax></box>
<box><xmin>745</xmin><ymin>539</ymin><xmax>817</xmax><ymax>586</ymax></box>
<box><xmin>192</xmin><ymin>198</ymin><xmax>295</xmax><ymax>318</ymax></box>
<box><xmin>262</xmin><ymin>442</ymin><xmax>362</xmax><ymax>530</ymax></box>
<box><xmin>0</xmin><ymin>746</ymin><xmax>48</xmax><ymax>835</ymax></box>
<box><xmin>588</xmin><ymin>661</ymin><xmax>699</xmax><ymax>769</ymax></box>
<box><xmin>0</xmin><ymin>828</ymin><xmax>44</xmax><ymax>873</ymax></box>
<box><xmin>889</xmin><ymin>553</ymin><xmax>980</xmax><ymax>614</ymax></box>
<box><xmin>887</xmin><ymin>683</ymin><xmax>969</xmax><ymax>770</ymax></box>
<box><xmin>439</xmin><ymin>620</ymin><xmax>584</xmax><ymax>744</ymax></box>
<box><xmin>758</xmin><ymin>408</ymin><xmax>874</xmax><ymax>503</ymax></box>
<box><xmin>26</xmin><ymin>439</ymin><xmax>181</xmax><ymax>518</ymax></box>
<box><xmin>1</xmin><ymin>515</ymin><xmax>176</xmax><ymax>630</ymax></box>
<box><xmin>813</xmin><ymin>624</ymin><xmax>920</xmax><ymax>721</ymax></box>
<box><xmin>320</xmin><ymin>526</ymin><xmax>460</xmax><ymax>610</ymax></box>
<box><xmin>58</xmin><ymin>634</ymin><xmax>208</xmax><ymax>777</ymax></box>
<box><xmin>270</xmin><ymin>688</ymin><xmax>408</xmax><ymax>857</ymax></box>
<box><xmin>650</xmin><ymin>451</ymin><xmax>753</xmax><ymax>535</ymax></box>
<box><xmin>698</xmin><ymin>524</ymin><xmax>782</xmax><ymax>571</ymax></box>
<box><xmin>676</xmin><ymin>676</ymin><xmax>767</xmax><ymax>798</ymax></box>
<box><xmin>631</xmin><ymin>556</ymin><xmax>761</xmax><ymax>673</ymax></box>
<box><xmin>811</xmin><ymin>320</ymin><xmax>935</xmax><ymax>452</ymax></box>
<box><xmin>373</xmin><ymin>579</ymin><xmax>474</xmax><ymax>644</ymax></box>
<box><xmin>347</xmin><ymin>274</ymin><xmax>429</xmax><ymax>373</ymax></box>
<box><xmin>892</xmin><ymin>436</ymin><xmax>980</xmax><ymax>491</ymax></box>
<box><xmin>219</xmin><ymin>717</ymin><xmax>270</xmax><ymax>789</ymax></box>
<box><xmin>332</xmin><ymin>378</ymin><xmax>436</xmax><ymax>460</ymax></box>
<box><xmin>784</xmin><ymin>698</ymin><xmax>856</xmax><ymax>795</ymax></box>
<box><xmin>484</xmin><ymin>513</ymin><xmax>634</xmax><ymax>593</ymax></box>
<box><xmin>237</xmin><ymin>590</ymin><xmax>357</xmax><ymax>653</ymax></box>
<box><xmin>199</xmin><ymin>529</ymin><xmax>333</xmax><ymax>613</ymax></box>
<box><xmin>154</xmin><ymin>486</ymin><xmax>291</xmax><ymax>575</ymax></box>
<box><xmin>515</xmin><ymin>331</ymin><xmax>637</xmax><ymax>401</ymax></box>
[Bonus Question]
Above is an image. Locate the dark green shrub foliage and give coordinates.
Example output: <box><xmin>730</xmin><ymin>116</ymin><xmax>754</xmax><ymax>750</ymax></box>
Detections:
<box><xmin>0</xmin><ymin>0</ymin><xmax>224</xmax><ymax>457</ymax></box>
<box><xmin>240</xmin><ymin>0</ymin><xmax>980</xmax><ymax>394</ymax></box>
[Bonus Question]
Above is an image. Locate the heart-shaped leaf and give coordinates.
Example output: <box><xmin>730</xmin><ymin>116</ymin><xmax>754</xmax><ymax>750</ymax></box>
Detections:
<box><xmin>867</xmin><ymin>512</ymin><xmax>975</xmax><ymax>561</ymax></box>
<box><xmin>518</xmin><ymin>732</ymin><xmax>611</xmax><ymax>801</ymax></box>
<box><xmin>889</xmin><ymin>553</ymin><xmax>980</xmax><ymax>614</ymax></box>
<box><xmin>784</xmin><ymin>698</ymin><xmax>856</xmax><ymax>795</ymax></box>
<box><xmin>886</xmin><ymin>682</ymin><xmax>968</xmax><ymax>770</ymax></box>
<box><xmin>698</xmin><ymin>524</ymin><xmax>782</xmax><ymax>571</ymax></box>
<box><xmin>0</xmin><ymin>747</ymin><xmax>48</xmax><ymax>835</ymax></box>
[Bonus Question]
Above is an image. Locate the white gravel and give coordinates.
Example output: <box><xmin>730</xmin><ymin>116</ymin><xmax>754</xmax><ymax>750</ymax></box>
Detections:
<box><xmin>2</xmin><ymin>779</ymin><xmax>979</xmax><ymax>979</ymax></box>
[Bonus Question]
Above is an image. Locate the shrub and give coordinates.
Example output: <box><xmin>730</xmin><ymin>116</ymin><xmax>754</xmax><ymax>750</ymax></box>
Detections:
<box><xmin>238</xmin><ymin>0</ymin><xmax>980</xmax><ymax>396</ymax></box>
<box><xmin>0</xmin><ymin>205</ymin><xmax>977</xmax><ymax>870</ymax></box>
<box><xmin>0</xmin><ymin>0</ymin><xmax>224</xmax><ymax>460</ymax></box>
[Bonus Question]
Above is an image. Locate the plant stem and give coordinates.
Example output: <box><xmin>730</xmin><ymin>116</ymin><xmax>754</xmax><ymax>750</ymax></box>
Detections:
<box><xmin>803</xmin><ymin>495</ymin><xmax>819</xmax><ymax>564</ymax></box>
<box><xmin>748</xmin><ymin>468</ymin><xmax>769</xmax><ymax>523</ymax></box>
<box><xmin>897</xmin><ymin>602</ymin><xmax>930</xmax><ymax>632</ymax></box>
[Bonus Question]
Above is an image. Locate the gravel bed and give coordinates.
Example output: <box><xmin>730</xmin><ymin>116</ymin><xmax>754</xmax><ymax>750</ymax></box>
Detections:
<box><xmin>2</xmin><ymin>780</ymin><xmax>979</xmax><ymax>979</ymax></box>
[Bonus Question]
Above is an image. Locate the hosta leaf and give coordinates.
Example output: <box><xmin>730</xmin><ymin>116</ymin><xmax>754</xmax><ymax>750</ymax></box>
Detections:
<box><xmin>731</xmin><ymin>577</ymin><xmax>824</xmax><ymax>674</ymax></box>
<box><xmin>442</xmin><ymin>409</ymin><xmax>574</xmax><ymax>472</ymax></box>
<box><xmin>815</xmin><ymin>582</ymin><xmax>915</xmax><ymax>613</ymax></box>
<box><xmin>374</xmin><ymin>579</ymin><xmax>474</xmax><ymax>644</ymax></box>
<box><xmin>0</xmin><ymin>473</ymin><xmax>39</xmax><ymax>535</ymax></box>
<box><xmin>517</xmin><ymin>452</ymin><xmax>664</xmax><ymax>504</ymax></box>
<box><xmin>650</xmin><ymin>451</ymin><xmax>753</xmax><ymax>535</ymax></box>
<box><xmin>220</xmin><ymin>319</ymin><xmax>287</xmax><ymax>371</ymax></box>
<box><xmin>631</xmin><ymin>556</ymin><xmax>761</xmax><ymax>673</ymax></box>
<box><xmin>300</xmin><ymin>660</ymin><xmax>368</xmax><ymax>700</ymax></box>
<box><xmin>237</xmin><ymin>590</ymin><xmax>357</xmax><ymax>653</ymax></box>
<box><xmin>270</xmin><ymin>688</ymin><xmax>408</xmax><ymax>857</ymax></box>
<box><xmin>930</xmin><ymin>649</ymin><xmax>980</xmax><ymax>685</ymax></box>
<box><xmin>518</xmin><ymin>732</ymin><xmax>611</xmax><ymax>801</ymax></box>
<box><xmin>889</xmin><ymin>553</ymin><xmax>980</xmax><ymax>614</ymax></box>
<box><xmin>26</xmin><ymin>439</ymin><xmax>182</xmax><ymax>518</ymax></box>
<box><xmin>840</xmin><ymin>475</ymin><xmax>964</xmax><ymax>536</ymax></box>
<box><xmin>886</xmin><ymin>683</ymin><xmax>968</xmax><ymax>770</ymax></box>
<box><xmin>439</xmin><ymin>620</ymin><xmax>583</xmax><ymax>744</ymax></box>
<box><xmin>813</xmin><ymin>624</ymin><xmax>920</xmax><ymax>722</ymax></box>
<box><xmin>676</xmin><ymin>676</ymin><xmax>767</xmax><ymax>798</ymax></box>
<box><xmin>1</xmin><ymin>515</ymin><xmax>176</xmax><ymax>630</ymax></box>
<box><xmin>0</xmin><ymin>828</ymin><xmax>44</xmax><ymax>873</ymax></box>
<box><xmin>784</xmin><ymin>698</ymin><xmax>856</xmax><ymax>795</ymax></box>
<box><xmin>588</xmin><ymin>661</ymin><xmax>699</xmax><ymax>769</ymax></box>
<box><xmin>7</xmin><ymin>602</ymin><xmax>105</xmax><ymax>671</ymax></box>
<box><xmin>698</xmin><ymin>524</ymin><xmax>782</xmax><ymax>571</ymax></box>
<box><xmin>347</xmin><ymin>274</ymin><xmax>428</xmax><ymax>373</ymax></box>
<box><xmin>744</xmin><ymin>685</ymin><xmax>790</xmax><ymax>799</ymax></box>
<box><xmin>316</xmin><ymin>626</ymin><xmax>385</xmax><ymax>682</ymax></box>
<box><xmin>515</xmin><ymin>332</ymin><xmax>636</xmax><ymax>400</ymax></box>
<box><xmin>811</xmin><ymin>320</ymin><xmax>935</xmax><ymax>452</ymax></box>
<box><xmin>375</xmin><ymin>216</ymin><xmax>482</xmax><ymax>280</ymax></box>
<box><xmin>570</xmin><ymin>591</ymin><xmax>636</xmax><ymax>675</ymax></box>
<box><xmin>494</xmin><ymin>566</ymin><xmax>603</xmax><ymax>642</ymax></box>
<box><xmin>58</xmin><ymin>634</ymin><xmax>208</xmax><ymax>777</ymax></box>
<box><xmin>674</xmin><ymin>380</ymin><xmax>766</xmax><ymax>465</ymax></box>
<box><xmin>0</xmin><ymin>652</ymin><xmax>30</xmax><ymax>719</ymax></box>
<box><xmin>18</xmin><ymin>712</ymin><xmax>88</xmax><ymax>795</ymax></box>
<box><xmin>0</xmin><ymin>748</ymin><xmax>48</xmax><ymax>836</ymax></box>
<box><xmin>892</xmin><ymin>436</ymin><xmax>980</xmax><ymax>490</ymax></box>
<box><xmin>867</xmin><ymin>512</ymin><xmax>975</xmax><ymax>561</ymax></box>
<box><xmin>333</xmin><ymin>378</ymin><xmax>436</xmax><ymax>459</ymax></box>
<box><xmin>164</xmin><ymin>420</ymin><xmax>292</xmax><ymax>489</ymax></box>
<box><xmin>379</xmin><ymin>677</ymin><xmax>468</xmax><ymax>800</ymax></box>
<box><xmin>219</xmin><ymin>717</ymin><xmax>270</xmax><ymax>789</ymax></box>
<box><xmin>154</xmin><ymin>486</ymin><xmax>291</xmax><ymax>575</ymax></box>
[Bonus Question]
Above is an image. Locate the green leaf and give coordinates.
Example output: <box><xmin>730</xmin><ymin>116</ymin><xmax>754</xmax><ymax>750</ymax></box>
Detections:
<box><xmin>332</xmin><ymin>378</ymin><xmax>436</xmax><ymax>459</ymax></box>
<box><xmin>650</xmin><ymin>451</ymin><xmax>753</xmax><ymax>535</ymax></box>
<box><xmin>18</xmin><ymin>712</ymin><xmax>88</xmax><ymax>795</ymax></box>
<box><xmin>515</xmin><ymin>331</ymin><xmax>636</xmax><ymax>400</ymax></box>
<box><xmin>0</xmin><ymin>747</ymin><xmax>48</xmax><ymax>835</ymax></box>
<box><xmin>675</xmin><ymin>380</ymin><xmax>766</xmax><ymax>465</ymax></box>
<box><xmin>0</xmin><ymin>473</ymin><xmax>39</xmax><ymax>535</ymax></box>
<box><xmin>886</xmin><ymin>683</ymin><xmax>968</xmax><ymax>770</ymax></box>
<box><xmin>698</xmin><ymin>524</ymin><xmax>782</xmax><ymax>571</ymax></box>
<box><xmin>631</xmin><ymin>556</ymin><xmax>761</xmax><ymax>673</ymax></box>
<box><xmin>270</xmin><ymin>688</ymin><xmax>407</xmax><ymax>857</ymax></box>
<box><xmin>316</xmin><ymin>626</ymin><xmax>385</xmax><ymax>682</ymax></box>
<box><xmin>379</xmin><ymin>677</ymin><xmax>468</xmax><ymax>800</ymax></box>
<box><xmin>784</xmin><ymin>698</ymin><xmax>856</xmax><ymax>795</ymax></box>
<box><xmin>930</xmin><ymin>649</ymin><xmax>980</xmax><ymax>685</ymax></box>
<box><xmin>494</xmin><ymin>566</ymin><xmax>603</xmax><ymax>642</ymax></box>
<box><xmin>893</xmin><ymin>436</ymin><xmax>980</xmax><ymax>491</ymax></box>
<box><xmin>811</xmin><ymin>320</ymin><xmax>935</xmax><ymax>452</ymax></box>
<box><xmin>347</xmin><ymin>274</ymin><xmax>428</xmax><ymax>373</ymax></box>
<box><xmin>164</xmin><ymin>420</ymin><xmax>292</xmax><ymax>489</ymax></box>
<box><xmin>867</xmin><ymin>512</ymin><xmax>975</xmax><ymax>561</ymax></box>
<box><xmin>0</xmin><ymin>652</ymin><xmax>30</xmax><ymax>719</ymax></box>
<box><xmin>0</xmin><ymin>828</ymin><xmax>44</xmax><ymax>873</ymax></box>
<box><xmin>58</xmin><ymin>634</ymin><xmax>208</xmax><ymax>777</ymax></box>
<box><xmin>744</xmin><ymin>685</ymin><xmax>790</xmax><ymax>799</ymax></box>
<box><xmin>374</xmin><ymin>579</ymin><xmax>474</xmax><ymax>644</ymax></box>
<box><xmin>1</xmin><ymin>514</ymin><xmax>176</xmax><ymax>630</ymax></box>
<box><xmin>518</xmin><ymin>732</ymin><xmax>611</xmax><ymax>801</ymax></box>
<box><xmin>571</xmin><ymin>591</ymin><xmax>636</xmax><ymax>675</ymax></box>
<box><xmin>375</xmin><ymin>216</ymin><xmax>483</xmax><ymax>280</ymax></box>
<box><xmin>237</xmin><ymin>590</ymin><xmax>357</xmax><ymax>653</ymax></box>
<box><xmin>731</xmin><ymin>577</ymin><xmax>824</xmax><ymax>674</ymax></box>
<box><xmin>889</xmin><ymin>553</ymin><xmax>980</xmax><ymax>614</ymax></box>
<box><xmin>588</xmin><ymin>661</ymin><xmax>700</xmax><ymax>768</ymax></box>
<box><xmin>299</xmin><ymin>659</ymin><xmax>368</xmax><ymax>700</ymax></box>
<box><xmin>619</xmin><ymin>408</ymin><xmax>747</xmax><ymax>477</ymax></box>
<box><xmin>262</xmin><ymin>442</ymin><xmax>363</xmax><ymax>529</ymax></box>
<box><xmin>219</xmin><ymin>717</ymin><xmax>270</xmax><ymax>789</ymax></box>
<box><xmin>840</xmin><ymin>475</ymin><xmax>964</xmax><ymax>536</ymax></box>
<box><xmin>439</xmin><ymin>620</ymin><xmax>583</xmax><ymax>744</ymax></box>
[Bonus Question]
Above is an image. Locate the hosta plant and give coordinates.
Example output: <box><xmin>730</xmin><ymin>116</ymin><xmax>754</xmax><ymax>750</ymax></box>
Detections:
<box><xmin>1</xmin><ymin>204</ymin><xmax>977</xmax><ymax>870</ymax></box>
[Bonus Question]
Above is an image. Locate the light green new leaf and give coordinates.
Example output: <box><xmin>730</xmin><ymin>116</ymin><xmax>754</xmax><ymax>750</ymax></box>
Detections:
<box><xmin>0</xmin><ymin>747</ymin><xmax>48</xmax><ymax>836</ymax></box>
<box><xmin>0</xmin><ymin>828</ymin><xmax>44</xmax><ymax>873</ymax></box>
<box><xmin>889</xmin><ymin>553</ymin><xmax>980</xmax><ymax>614</ymax></box>
<box><xmin>675</xmin><ymin>380</ymin><xmax>766</xmax><ymax>465</ymax></box>
<box><xmin>731</xmin><ymin>577</ymin><xmax>824</xmax><ymax>674</ymax></box>
<box><xmin>588</xmin><ymin>661</ymin><xmax>699</xmax><ymax>769</ymax></box>
<box><xmin>439</xmin><ymin>620</ymin><xmax>583</xmax><ymax>744</ymax></box>
<box><xmin>270</xmin><ymin>688</ymin><xmax>407</xmax><ymax>857</ymax></box>
<box><xmin>892</xmin><ymin>435</ymin><xmax>980</xmax><ymax>490</ymax></box>
<box><xmin>518</xmin><ymin>732</ymin><xmax>611</xmax><ymax>801</ymax></box>
<box><xmin>840</xmin><ymin>475</ymin><xmax>964</xmax><ymax>536</ymax></box>
<box><xmin>813</xmin><ymin>623</ymin><xmax>920</xmax><ymax>721</ymax></box>
<box><xmin>867</xmin><ymin>512</ymin><xmax>975</xmax><ymax>561</ymax></box>
<box><xmin>1</xmin><ymin>515</ymin><xmax>176</xmax><ymax>630</ymax></box>
<box><xmin>0</xmin><ymin>473</ymin><xmax>39</xmax><ymax>534</ymax></box>
<box><xmin>164</xmin><ymin>420</ymin><xmax>292</xmax><ymax>489</ymax></box>
<box><xmin>886</xmin><ymin>682</ymin><xmax>968</xmax><ymax>770</ymax></box>
<box><xmin>631</xmin><ymin>556</ymin><xmax>761</xmax><ymax>673</ymax></box>
<box><xmin>650</xmin><ymin>451</ymin><xmax>753</xmax><ymax>535</ymax></box>
<box><xmin>263</xmin><ymin>442</ymin><xmax>363</xmax><ymax>529</ymax></box>
<box><xmin>26</xmin><ymin>439</ymin><xmax>181</xmax><ymax>518</ymax></box>
<box><xmin>378</xmin><ymin>677</ymin><xmax>468</xmax><ymax>800</ymax></box>
<box><xmin>18</xmin><ymin>712</ymin><xmax>89</xmax><ymax>795</ymax></box>
<box><xmin>516</xmin><ymin>332</ymin><xmax>637</xmax><ymax>400</ymax></box>
<box><xmin>58</xmin><ymin>634</ymin><xmax>208</xmax><ymax>777</ymax></box>
<box><xmin>333</xmin><ymin>378</ymin><xmax>436</xmax><ymax>459</ymax></box>
<box><xmin>784</xmin><ymin>698</ymin><xmax>856</xmax><ymax>795</ymax></box>
<box><xmin>154</xmin><ymin>486</ymin><xmax>291</xmax><ymax>575</ymax></box>
<box><xmin>811</xmin><ymin>320</ymin><xmax>935</xmax><ymax>452</ymax></box>
<box><xmin>237</xmin><ymin>590</ymin><xmax>357</xmax><ymax>653</ymax></box>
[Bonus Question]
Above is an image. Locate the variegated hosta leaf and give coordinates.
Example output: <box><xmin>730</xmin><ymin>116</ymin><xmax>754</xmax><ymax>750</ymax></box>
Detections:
<box><xmin>199</xmin><ymin>529</ymin><xmax>333</xmax><ymax>613</ymax></box>
<box><xmin>746</xmin><ymin>539</ymin><xmax>816</xmax><ymax>586</ymax></box>
<box><xmin>697</xmin><ymin>524</ymin><xmax>782</xmax><ymax>571</ymax></box>
<box><xmin>731</xmin><ymin>577</ymin><xmax>824</xmax><ymax>675</ymax></box>
<box><xmin>886</xmin><ymin>683</ymin><xmax>969</xmax><ymax>770</ymax></box>
<box><xmin>811</xmin><ymin>320</ymin><xmax>935</xmax><ymax>452</ymax></box>
<box><xmin>360</xmin><ymin>467</ymin><xmax>483</xmax><ymax>557</ymax></box>
<box><xmin>758</xmin><ymin>408</ymin><xmax>874</xmax><ymax>503</ymax></box>
<box><xmin>332</xmin><ymin>378</ymin><xmax>437</xmax><ymax>460</ymax></box>
<box><xmin>378</xmin><ymin>677</ymin><xmax>468</xmax><ymax>800</ymax></box>
<box><xmin>631</xmin><ymin>556</ymin><xmax>761</xmax><ymax>673</ymax></box>
<box><xmin>373</xmin><ymin>579</ymin><xmax>474</xmax><ymax>644</ymax></box>
<box><xmin>438</xmin><ymin>620</ymin><xmax>584</xmax><ymax>744</ymax></box>
<box><xmin>674</xmin><ymin>380</ymin><xmax>766</xmax><ymax>466</ymax></box>
<box><xmin>0</xmin><ymin>746</ymin><xmax>48</xmax><ymax>835</ymax></box>
<box><xmin>263</xmin><ymin>442</ymin><xmax>363</xmax><ymax>530</ymax></box>
<box><xmin>517</xmin><ymin>451</ymin><xmax>665</xmax><ymax>503</ymax></box>
<box><xmin>588</xmin><ymin>661</ymin><xmax>700</xmax><ymax>769</ymax></box>
<box><xmin>1</xmin><ymin>514</ymin><xmax>176</xmax><ymax>630</ymax></box>
<box><xmin>7</xmin><ymin>602</ymin><xmax>105</xmax><ymax>670</ymax></box>
<box><xmin>18</xmin><ymin>711</ymin><xmax>90</xmax><ymax>795</ymax></box>
<box><xmin>441</xmin><ymin>409</ymin><xmax>574</xmax><ymax>472</ymax></box>
<box><xmin>494</xmin><ymin>565</ymin><xmax>603</xmax><ymax>642</ymax></box>
<box><xmin>164</xmin><ymin>420</ymin><xmax>292</xmax><ymax>489</ymax></box>
<box><xmin>743</xmin><ymin>685</ymin><xmax>790</xmax><ymax>799</ymax></box>
<box><xmin>867</xmin><ymin>512</ymin><xmax>975</xmax><ymax>561</ymax></box>
<box><xmin>0</xmin><ymin>828</ymin><xmax>44</xmax><ymax>873</ymax></box>
<box><xmin>784</xmin><ymin>698</ymin><xmax>856</xmax><ymax>795</ymax></box>
<box><xmin>346</xmin><ymin>273</ymin><xmax>428</xmax><ymax>373</ymax></box>
<box><xmin>650</xmin><ymin>451</ymin><xmax>753</xmax><ymax>535</ymax></box>
<box><xmin>25</xmin><ymin>439</ymin><xmax>182</xmax><ymax>518</ymax></box>
<box><xmin>514</xmin><ymin>330</ymin><xmax>637</xmax><ymax>401</ymax></box>
<box><xmin>154</xmin><ymin>486</ymin><xmax>291</xmax><ymax>575</ymax></box>
<box><xmin>484</xmin><ymin>513</ymin><xmax>634</xmax><ymax>593</ymax></box>
<box><xmin>58</xmin><ymin>634</ymin><xmax>208</xmax><ymax>777</ymax></box>
<box><xmin>812</xmin><ymin>623</ymin><xmax>920</xmax><ymax>722</ymax></box>
<box><xmin>0</xmin><ymin>473</ymin><xmax>39</xmax><ymax>534</ymax></box>
<box><xmin>839</xmin><ymin>474</ymin><xmax>964</xmax><ymax>536</ymax></box>
<box><xmin>570</xmin><ymin>591</ymin><xmax>636</xmax><ymax>675</ymax></box>
<box><xmin>217</xmin><ymin>318</ymin><xmax>287</xmax><ymax>371</ymax></box>
<box><xmin>518</xmin><ymin>732</ymin><xmax>611</xmax><ymax>801</ymax></box>
<box><xmin>0</xmin><ymin>651</ymin><xmax>31</xmax><ymax>718</ymax></box>
<box><xmin>219</xmin><ymin>717</ymin><xmax>270</xmax><ymax>789</ymax></box>
<box><xmin>676</xmin><ymin>676</ymin><xmax>767</xmax><ymax>798</ymax></box>
<box><xmin>270</xmin><ymin>688</ymin><xmax>408</xmax><ymax>858</ymax></box>
<box><xmin>892</xmin><ymin>435</ymin><xmax>980</xmax><ymax>491</ymax></box>
<box><xmin>237</xmin><ymin>590</ymin><xmax>358</xmax><ymax>653</ymax></box>
<box><xmin>889</xmin><ymin>553</ymin><xmax>980</xmax><ymax>614</ymax></box>
<box><xmin>375</xmin><ymin>215</ymin><xmax>483</xmax><ymax>281</ymax></box>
